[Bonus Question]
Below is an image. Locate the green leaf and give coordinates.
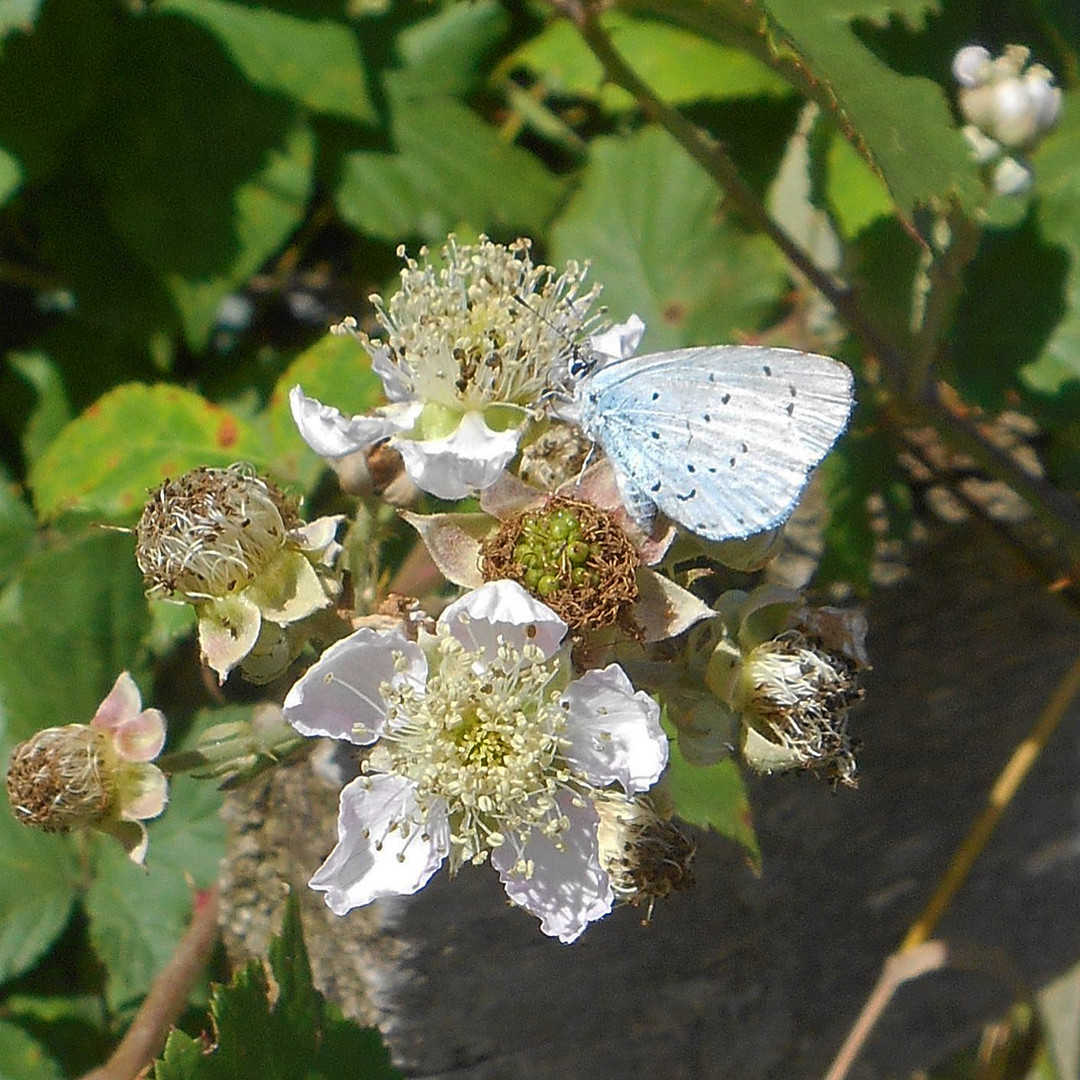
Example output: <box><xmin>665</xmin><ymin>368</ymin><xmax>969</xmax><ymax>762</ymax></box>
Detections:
<box><xmin>1014</xmin><ymin>91</ymin><xmax>1080</xmax><ymax>406</ymax></box>
<box><xmin>510</xmin><ymin>11</ymin><xmax>789</xmax><ymax>109</ymax></box>
<box><xmin>159</xmin><ymin>0</ymin><xmax>374</xmax><ymax>122</ymax></box>
<box><xmin>0</xmin><ymin>1019</ymin><xmax>64</xmax><ymax>1080</ymax></box>
<box><xmin>663</xmin><ymin>718</ymin><xmax>761</xmax><ymax>869</ymax></box>
<box><xmin>85</xmin><ymin>15</ymin><xmax>314</xmax><ymax>350</ymax></box>
<box><xmin>155</xmin><ymin>898</ymin><xmax>401</xmax><ymax>1080</ymax></box>
<box><xmin>262</xmin><ymin>331</ymin><xmax>384</xmax><ymax>491</ymax></box>
<box><xmin>6</xmin><ymin>353</ymin><xmax>72</xmax><ymax>466</ymax></box>
<box><xmin>816</xmin><ymin>418</ymin><xmax>910</xmax><ymax>592</ymax></box>
<box><xmin>629</xmin><ymin>0</ymin><xmax>982</xmax><ymax>225</ymax></box>
<box><xmin>825</xmin><ymin>127</ymin><xmax>894</xmax><ymax>239</ymax></box>
<box><xmin>0</xmin><ymin>475</ymin><xmax>35</xmax><ymax>589</ymax></box>
<box><xmin>0</xmin><ymin>144</ymin><xmax>21</xmax><ymax>207</ymax></box>
<box><xmin>0</xmin><ymin>1</ymin><xmax>115</xmax><ymax>183</ymax></box>
<box><xmin>949</xmin><ymin>206</ymin><xmax>1070</xmax><ymax>412</ymax></box>
<box><xmin>28</xmin><ymin>384</ymin><xmax>269</xmax><ymax>523</ymax></box>
<box><xmin>0</xmin><ymin>530</ymin><xmax>149</xmax><ymax>745</ymax></box>
<box><xmin>85</xmin><ymin>773</ymin><xmax>225</xmax><ymax>1011</ymax></box>
<box><xmin>394</xmin><ymin>0</ymin><xmax>509</xmax><ymax>100</ymax></box>
<box><xmin>0</xmin><ymin>1</ymin><xmax>43</xmax><ymax>39</ymax></box>
<box><xmin>550</xmin><ymin>126</ymin><xmax>788</xmax><ymax>350</ymax></box>
<box><xmin>336</xmin><ymin>92</ymin><xmax>563</xmax><ymax>244</ymax></box>
<box><xmin>0</xmin><ymin>806</ymin><xmax>78</xmax><ymax>991</ymax></box>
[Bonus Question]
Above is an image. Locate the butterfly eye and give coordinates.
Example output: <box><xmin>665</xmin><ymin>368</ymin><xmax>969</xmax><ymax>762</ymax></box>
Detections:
<box><xmin>569</xmin><ymin>349</ymin><xmax>594</xmax><ymax>378</ymax></box>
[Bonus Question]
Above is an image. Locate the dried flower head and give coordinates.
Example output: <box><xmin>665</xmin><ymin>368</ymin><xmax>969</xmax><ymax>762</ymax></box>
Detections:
<box><xmin>291</xmin><ymin>235</ymin><xmax>611</xmax><ymax>500</ymax></box>
<box><xmin>702</xmin><ymin>586</ymin><xmax>868</xmax><ymax>788</ymax></box>
<box><xmin>595</xmin><ymin>791</ymin><xmax>696</xmax><ymax>923</ymax></box>
<box><xmin>480</xmin><ymin>496</ymin><xmax>639</xmax><ymax>632</ymax></box>
<box><xmin>6</xmin><ymin>673</ymin><xmax>168</xmax><ymax>863</ymax></box>
<box><xmin>737</xmin><ymin>630</ymin><xmax>863</xmax><ymax>788</ymax></box>
<box><xmin>135</xmin><ymin>464</ymin><xmax>342</xmax><ymax>683</ymax></box>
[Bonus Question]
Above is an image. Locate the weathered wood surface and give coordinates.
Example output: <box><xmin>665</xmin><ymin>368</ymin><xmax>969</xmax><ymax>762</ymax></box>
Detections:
<box><xmin>220</xmin><ymin>521</ymin><xmax>1080</xmax><ymax>1078</ymax></box>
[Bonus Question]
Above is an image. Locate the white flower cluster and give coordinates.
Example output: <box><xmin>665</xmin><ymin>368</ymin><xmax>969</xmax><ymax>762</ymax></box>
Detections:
<box><xmin>952</xmin><ymin>44</ymin><xmax>1062</xmax><ymax>195</ymax></box>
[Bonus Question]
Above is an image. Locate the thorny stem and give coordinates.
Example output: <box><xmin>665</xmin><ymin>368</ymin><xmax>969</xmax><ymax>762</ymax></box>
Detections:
<box><xmin>556</xmin><ymin>0</ymin><xmax>1080</xmax><ymax>574</ymax></box>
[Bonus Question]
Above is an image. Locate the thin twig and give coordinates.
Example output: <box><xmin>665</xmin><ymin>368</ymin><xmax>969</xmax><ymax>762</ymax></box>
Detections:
<box><xmin>901</xmin><ymin>645</ymin><xmax>1080</xmax><ymax>951</ymax></box>
<box><xmin>79</xmin><ymin>888</ymin><xmax>221</xmax><ymax>1080</ymax></box>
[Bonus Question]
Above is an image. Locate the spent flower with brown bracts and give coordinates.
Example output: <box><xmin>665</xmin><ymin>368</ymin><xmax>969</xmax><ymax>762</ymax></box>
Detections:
<box><xmin>291</xmin><ymin>235</ymin><xmax>610</xmax><ymax>500</ymax></box>
<box><xmin>702</xmin><ymin>586</ymin><xmax>868</xmax><ymax>788</ymax></box>
<box><xmin>402</xmin><ymin>464</ymin><xmax>713</xmax><ymax>642</ymax></box>
<box><xmin>6</xmin><ymin>673</ymin><xmax>167</xmax><ymax>863</ymax></box>
<box><xmin>135</xmin><ymin>464</ymin><xmax>343</xmax><ymax>683</ymax></box>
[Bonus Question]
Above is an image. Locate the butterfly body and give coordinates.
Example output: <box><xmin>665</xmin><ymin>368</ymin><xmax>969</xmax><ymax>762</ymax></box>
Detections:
<box><xmin>574</xmin><ymin>345</ymin><xmax>855</xmax><ymax>541</ymax></box>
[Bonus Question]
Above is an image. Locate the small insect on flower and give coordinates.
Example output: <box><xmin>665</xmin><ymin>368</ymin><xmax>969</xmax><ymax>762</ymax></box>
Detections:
<box><xmin>557</xmin><ymin>316</ymin><xmax>856</xmax><ymax>542</ymax></box>
<box><xmin>5</xmin><ymin>673</ymin><xmax>168</xmax><ymax>863</ymax></box>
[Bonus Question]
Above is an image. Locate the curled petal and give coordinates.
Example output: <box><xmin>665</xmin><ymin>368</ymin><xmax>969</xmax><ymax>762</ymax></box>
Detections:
<box><xmin>394</xmin><ymin>411</ymin><xmax>522</xmax><ymax>500</ymax></box>
<box><xmin>439</xmin><ymin>580</ymin><xmax>567</xmax><ymax>662</ymax></box>
<box><xmin>635</xmin><ymin>569</ymin><xmax>714</xmax><ymax>643</ymax></box>
<box><xmin>112</xmin><ymin>708</ymin><xmax>167</xmax><ymax>762</ymax></box>
<box><xmin>248</xmin><ymin>551</ymin><xmax>330</xmax><ymax>625</ymax></box>
<box><xmin>589</xmin><ymin>315</ymin><xmax>645</xmax><ymax>362</ymax></box>
<box><xmin>310</xmin><ymin>774</ymin><xmax>449</xmax><ymax>915</ymax></box>
<box><xmin>561</xmin><ymin>665</ymin><xmax>668</xmax><ymax>794</ymax></box>
<box><xmin>290</xmin><ymin>385</ymin><xmax>409</xmax><ymax>458</ymax></box>
<box><xmin>92</xmin><ymin>672</ymin><xmax>142</xmax><ymax>731</ymax></box>
<box><xmin>492</xmin><ymin>792</ymin><xmax>612</xmax><ymax>944</ymax></box>
<box><xmin>121</xmin><ymin>763</ymin><xmax>169</xmax><ymax>821</ymax></box>
<box><xmin>198</xmin><ymin>594</ymin><xmax>262</xmax><ymax>684</ymax></box>
<box><xmin>100</xmin><ymin>819</ymin><xmax>150</xmax><ymax>866</ymax></box>
<box><xmin>283</xmin><ymin>627</ymin><xmax>426</xmax><ymax>744</ymax></box>
<box><xmin>369</xmin><ymin>344</ymin><xmax>412</xmax><ymax>403</ymax></box>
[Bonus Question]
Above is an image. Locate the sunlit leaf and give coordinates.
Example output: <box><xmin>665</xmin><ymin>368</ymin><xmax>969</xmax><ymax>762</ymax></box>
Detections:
<box><xmin>511</xmin><ymin>11</ymin><xmax>789</xmax><ymax>109</ymax></box>
<box><xmin>159</xmin><ymin>0</ymin><xmax>375</xmax><ymax>122</ymax></box>
<box><xmin>29</xmin><ymin>384</ymin><xmax>268</xmax><ymax>523</ymax></box>
<box><xmin>550</xmin><ymin>126</ymin><xmax>787</xmax><ymax>350</ymax></box>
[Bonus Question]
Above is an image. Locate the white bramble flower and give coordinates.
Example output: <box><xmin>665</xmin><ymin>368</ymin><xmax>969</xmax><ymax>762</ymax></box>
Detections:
<box><xmin>5</xmin><ymin>673</ymin><xmax>168</xmax><ymax>863</ymax></box>
<box><xmin>135</xmin><ymin>465</ymin><xmax>342</xmax><ymax>683</ymax></box>
<box><xmin>291</xmin><ymin>236</ymin><xmax>610</xmax><ymax>500</ymax></box>
<box><xmin>282</xmin><ymin>580</ymin><xmax>668</xmax><ymax>943</ymax></box>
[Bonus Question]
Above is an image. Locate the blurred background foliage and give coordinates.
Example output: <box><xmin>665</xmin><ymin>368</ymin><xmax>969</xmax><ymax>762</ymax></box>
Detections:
<box><xmin>0</xmin><ymin>0</ymin><xmax>1078</xmax><ymax>1076</ymax></box>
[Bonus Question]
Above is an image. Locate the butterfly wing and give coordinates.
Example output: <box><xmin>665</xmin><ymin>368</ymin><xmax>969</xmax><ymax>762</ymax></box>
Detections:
<box><xmin>578</xmin><ymin>345</ymin><xmax>855</xmax><ymax>541</ymax></box>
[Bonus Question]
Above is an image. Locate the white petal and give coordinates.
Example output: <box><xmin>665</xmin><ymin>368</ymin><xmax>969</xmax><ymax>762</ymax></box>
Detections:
<box><xmin>310</xmin><ymin>774</ymin><xmax>449</xmax><ymax>914</ymax></box>
<box><xmin>370</xmin><ymin>344</ymin><xmax>413</xmax><ymax>402</ymax></box>
<box><xmin>394</xmin><ymin>411</ymin><xmax>522</xmax><ymax>499</ymax></box>
<box><xmin>439</xmin><ymin>580</ymin><xmax>566</xmax><ymax>661</ymax></box>
<box><xmin>589</xmin><ymin>314</ymin><xmax>645</xmax><ymax>362</ymax></box>
<box><xmin>91</xmin><ymin>672</ymin><xmax>142</xmax><ymax>730</ymax></box>
<box><xmin>561</xmin><ymin>665</ymin><xmax>668</xmax><ymax>794</ymax></box>
<box><xmin>492</xmin><ymin>792</ymin><xmax>613</xmax><ymax>944</ymax></box>
<box><xmin>283</xmin><ymin>627</ymin><xmax>426</xmax><ymax>744</ymax></box>
<box><xmin>289</xmin><ymin>385</ymin><xmax>410</xmax><ymax>459</ymax></box>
